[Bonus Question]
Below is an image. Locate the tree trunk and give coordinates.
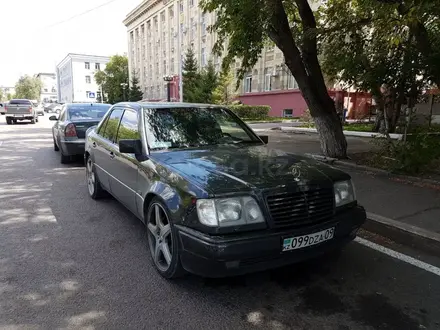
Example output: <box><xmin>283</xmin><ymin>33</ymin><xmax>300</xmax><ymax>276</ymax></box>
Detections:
<box><xmin>314</xmin><ymin>111</ymin><xmax>348</xmax><ymax>159</ymax></box>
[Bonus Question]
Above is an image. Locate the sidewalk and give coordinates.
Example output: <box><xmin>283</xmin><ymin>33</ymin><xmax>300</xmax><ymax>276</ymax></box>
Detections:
<box><xmin>342</xmin><ymin>167</ymin><xmax>440</xmax><ymax>234</ymax></box>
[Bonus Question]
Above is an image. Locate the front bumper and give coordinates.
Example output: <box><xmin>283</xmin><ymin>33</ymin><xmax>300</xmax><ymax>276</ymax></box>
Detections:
<box><xmin>177</xmin><ymin>205</ymin><xmax>366</xmax><ymax>278</ymax></box>
<box><xmin>59</xmin><ymin>139</ymin><xmax>86</xmax><ymax>156</ymax></box>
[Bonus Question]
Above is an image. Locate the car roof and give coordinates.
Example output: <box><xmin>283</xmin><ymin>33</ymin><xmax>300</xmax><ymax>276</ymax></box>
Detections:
<box><xmin>65</xmin><ymin>103</ymin><xmax>112</xmax><ymax>107</ymax></box>
<box><xmin>113</xmin><ymin>101</ymin><xmax>224</xmax><ymax>112</ymax></box>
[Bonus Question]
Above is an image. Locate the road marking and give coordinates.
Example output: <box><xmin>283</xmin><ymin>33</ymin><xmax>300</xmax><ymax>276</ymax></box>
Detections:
<box><xmin>355</xmin><ymin>237</ymin><xmax>440</xmax><ymax>277</ymax></box>
<box><xmin>0</xmin><ymin>141</ymin><xmax>2</xmax><ymax>147</ymax></box>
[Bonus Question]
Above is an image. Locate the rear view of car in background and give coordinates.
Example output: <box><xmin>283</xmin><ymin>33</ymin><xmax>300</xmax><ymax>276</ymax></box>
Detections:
<box><xmin>4</xmin><ymin>99</ymin><xmax>38</xmax><ymax>124</ymax></box>
<box><xmin>50</xmin><ymin>103</ymin><xmax>112</xmax><ymax>164</ymax></box>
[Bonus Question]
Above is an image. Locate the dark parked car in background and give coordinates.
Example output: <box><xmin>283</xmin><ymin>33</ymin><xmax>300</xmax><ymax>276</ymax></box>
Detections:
<box><xmin>50</xmin><ymin>103</ymin><xmax>111</xmax><ymax>164</ymax></box>
<box><xmin>84</xmin><ymin>102</ymin><xmax>366</xmax><ymax>279</ymax></box>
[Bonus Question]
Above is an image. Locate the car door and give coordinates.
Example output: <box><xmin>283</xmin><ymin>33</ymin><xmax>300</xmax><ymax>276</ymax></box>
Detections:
<box><xmin>108</xmin><ymin>108</ymin><xmax>142</xmax><ymax>214</ymax></box>
<box><xmin>92</xmin><ymin>107</ymin><xmax>124</xmax><ymax>191</ymax></box>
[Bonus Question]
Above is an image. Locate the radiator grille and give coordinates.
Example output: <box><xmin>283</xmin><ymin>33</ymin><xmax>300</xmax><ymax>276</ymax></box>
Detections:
<box><xmin>266</xmin><ymin>188</ymin><xmax>334</xmax><ymax>228</ymax></box>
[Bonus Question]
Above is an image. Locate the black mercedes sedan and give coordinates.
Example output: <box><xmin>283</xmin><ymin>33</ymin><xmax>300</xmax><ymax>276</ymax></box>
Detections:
<box><xmin>84</xmin><ymin>102</ymin><xmax>366</xmax><ymax>279</ymax></box>
<box><xmin>50</xmin><ymin>103</ymin><xmax>111</xmax><ymax>163</ymax></box>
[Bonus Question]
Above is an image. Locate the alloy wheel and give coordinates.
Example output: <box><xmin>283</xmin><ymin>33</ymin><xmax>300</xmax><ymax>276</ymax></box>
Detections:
<box><xmin>86</xmin><ymin>158</ymin><xmax>95</xmax><ymax>196</ymax></box>
<box><xmin>147</xmin><ymin>203</ymin><xmax>173</xmax><ymax>272</ymax></box>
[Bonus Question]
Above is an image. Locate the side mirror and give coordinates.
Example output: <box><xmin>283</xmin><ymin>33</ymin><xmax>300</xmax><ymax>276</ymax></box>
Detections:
<box><xmin>259</xmin><ymin>135</ymin><xmax>269</xmax><ymax>144</ymax></box>
<box><xmin>119</xmin><ymin>139</ymin><xmax>142</xmax><ymax>154</ymax></box>
<box><xmin>49</xmin><ymin>115</ymin><xmax>58</xmax><ymax>121</ymax></box>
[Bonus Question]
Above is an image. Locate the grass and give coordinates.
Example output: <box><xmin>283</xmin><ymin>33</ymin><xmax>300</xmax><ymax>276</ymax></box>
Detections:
<box><xmin>300</xmin><ymin>122</ymin><xmax>375</xmax><ymax>132</ymax></box>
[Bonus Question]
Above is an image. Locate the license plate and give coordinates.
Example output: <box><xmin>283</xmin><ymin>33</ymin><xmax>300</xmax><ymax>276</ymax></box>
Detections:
<box><xmin>282</xmin><ymin>227</ymin><xmax>335</xmax><ymax>252</ymax></box>
<box><xmin>14</xmin><ymin>115</ymin><xmax>24</xmax><ymax>118</ymax></box>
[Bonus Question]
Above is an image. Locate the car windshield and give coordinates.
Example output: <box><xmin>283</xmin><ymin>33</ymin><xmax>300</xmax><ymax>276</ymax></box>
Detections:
<box><xmin>143</xmin><ymin>107</ymin><xmax>261</xmax><ymax>150</ymax></box>
<box><xmin>67</xmin><ymin>104</ymin><xmax>111</xmax><ymax>120</ymax></box>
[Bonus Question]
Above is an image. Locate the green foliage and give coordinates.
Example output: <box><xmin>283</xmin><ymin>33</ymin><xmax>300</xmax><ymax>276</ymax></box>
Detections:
<box><xmin>228</xmin><ymin>105</ymin><xmax>270</xmax><ymax>120</ymax></box>
<box><xmin>6</xmin><ymin>93</ymin><xmax>13</xmax><ymax>100</ymax></box>
<box><xmin>199</xmin><ymin>60</ymin><xmax>218</xmax><ymax>103</ymax></box>
<box><xmin>14</xmin><ymin>75</ymin><xmax>43</xmax><ymax>100</ymax></box>
<box><xmin>213</xmin><ymin>67</ymin><xmax>236</xmax><ymax>105</ymax></box>
<box><xmin>94</xmin><ymin>55</ymin><xmax>129</xmax><ymax>104</ymax></box>
<box><xmin>128</xmin><ymin>70</ymin><xmax>144</xmax><ymax>101</ymax></box>
<box><xmin>321</xmin><ymin>0</ymin><xmax>440</xmax><ymax>99</ymax></box>
<box><xmin>182</xmin><ymin>47</ymin><xmax>202</xmax><ymax>103</ymax></box>
<box><xmin>342</xmin><ymin>123</ymin><xmax>374</xmax><ymax>132</ymax></box>
<box><xmin>372</xmin><ymin>133</ymin><xmax>440</xmax><ymax>174</ymax></box>
<box><xmin>0</xmin><ymin>89</ymin><xmax>4</xmax><ymax>101</ymax></box>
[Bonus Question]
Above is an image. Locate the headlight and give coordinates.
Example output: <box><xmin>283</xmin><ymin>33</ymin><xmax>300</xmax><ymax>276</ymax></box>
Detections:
<box><xmin>334</xmin><ymin>180</ymin><xmax>356</xmax><ymax>207</ymax></box>
<box><xmin>196</xmin><ymin>196</ymin><xmax>265</xmax><ymax>227</ymax></box>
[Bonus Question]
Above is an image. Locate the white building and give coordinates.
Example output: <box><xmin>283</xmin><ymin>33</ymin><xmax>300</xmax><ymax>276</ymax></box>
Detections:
<box><xmin>55</xmin><ymin>53</ymin><xmax>110</xmax><ymax>103</ymax></box>
<box><xmin>36</xmin><ymin>73</ymin><xmax>57</xmax><ymax>103</ymax></box>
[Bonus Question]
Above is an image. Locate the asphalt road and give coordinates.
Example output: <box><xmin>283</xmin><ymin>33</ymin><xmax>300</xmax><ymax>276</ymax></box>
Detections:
<box><xmin>1</xmin><ymin>115</ymin><xmax>440</xmax><ymax>330</ymax></box>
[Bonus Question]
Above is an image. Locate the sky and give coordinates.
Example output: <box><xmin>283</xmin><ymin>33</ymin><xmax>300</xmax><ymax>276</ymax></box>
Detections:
<box><xmin>0</xmin><ymin>0</ymin><xmax>141</xmax><ymax>87</ymax></box>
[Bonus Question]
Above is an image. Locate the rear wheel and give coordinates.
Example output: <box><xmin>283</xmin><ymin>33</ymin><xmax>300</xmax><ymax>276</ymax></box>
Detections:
<box><xmin>6</xmin><ymin>118</ymin><xmax>11</xmax><ymax>125</ymax></box>
<box><xmin>86</xmin><ymin>157</ymin><xmax>105</xmax><ymax>199</ymax></box>
<box><xmin>60</xmin><ymin>151</ymin><xmax>70</xmax><ymax>164</ymax></box>
<box><xmin>53</xmin><ymin>138</ymin><xmax>59</xmax><ymax>151</ymax></box>
<box><xmin>35</xmin><ymin>116</ymin><xmax>39</xmax><ymax>123</ymax></box>
<box><xmin>30</xmin><ymin>117</ymin><xmax>35</xmax><ymax>124</ymax></box>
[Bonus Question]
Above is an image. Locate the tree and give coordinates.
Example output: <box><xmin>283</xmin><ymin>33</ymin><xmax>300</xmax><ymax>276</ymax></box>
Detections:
<box><xmin>320</xmin><ymin>0</ymin><xmax>439</xmax><ymax>133</ymax></box>
<box><xmin>128</xmin><ymin>70</ymin><xmax>144</xmax><ymax>101</ymax></box>
<box><xmin>0</xmin><ymin>89</ymin><xmax>3</xmax><ymax>101</ymax></box>
<box><xmin>6</xmin><ymin>93</ymin><xmax>13</xmax><ymax>100</ymax></box>
<box><xmin>94</xmin><ymin>55</ymin><xmax>129</xmax><ymax>104</ymax></box>
<box><xmin>199</xmin><ymin>60</ymin><xmax>218</xmax><ymax>103</ymax></box>
<box><xmin>200</xmin><ymin>0</ymin><xmax>347</xmax><ymax>158</ymax></box>
<box><xmin>182</xmin><ymin>47</ymin><xmax>203</xmax><ymax>103</ymax></box>
<box><xmin>14</xmin><ymin>75</ymin><xmax>42</xmax><ymax>100</ymax></box>
<box><xmin>213</xmin><ymin>67</ymin><xmax>237</xmax><ymax>105</ymax></box>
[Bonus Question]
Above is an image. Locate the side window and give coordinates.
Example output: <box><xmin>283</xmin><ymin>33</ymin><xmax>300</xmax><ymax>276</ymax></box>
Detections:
<box><xmin>101</xmin><ymin>108</ymin><xmax>124</xmax><ymax>142</ymax></box>
<box><xmin>116</xmin><ymin>109</ymin><xmax>140</xmax><ymax>143</ymax></box>
<box><xmin>97</xmin><ymin>114</ymin><xmax>110</xmax><ymax>136</ymax></box>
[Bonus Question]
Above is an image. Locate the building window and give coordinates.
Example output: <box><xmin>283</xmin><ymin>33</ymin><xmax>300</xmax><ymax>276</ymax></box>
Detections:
<box><xmin>283</xmin><ymin>109</ymin><xmax>294</xmax><ymax>117</ymax></box>
<box><xmin>85</xmin><ymin>62</ymin><xmax>90</xmax><ymax>69</ymax></box>
<box><xmin>169</xmin><ymin>7</ymin><xmax>174</xmax><ymax>19</ymax></box>
<box><xmin>201</xmin><ymin>48</ymin><xmax>206</xmax><ymax>66</ymax></box>
<box><xmin>85</xmin><ymin>76</ymin><xmax>91</xmax><ymax>84</ymax></box>
<box><xmin>171</xmin><ymin>57</ymin><xmax>174</xmax><ymax>73</ymax></box>
<box><xmin>95</xmin><ymin>63</ymin><xmax>100</xmax><ymax>70</ymax></box>
<box><xmin>190</xmin><ymin>0</ymin><xmax>194</xmax><ymax>6</ymax></box>
<box><xmin>160</xmin><ymin>11</ymin><xmax>165</xmax><ymax>22</ymax></box>
<box><xmin>163</xmin><ymin>60</ymin><xmax>167</xmax><ymax>74</ymax></box>
<box><xmin>264</xmin><ymin>68</ymin><xmax>272</xmax><ymax>91</ymax></box>
<box><xmin>287</xmin><ymin>74</ymin><xmax>298</xmax><ymax>89</ymax></box>
<box><xmin>179</xmin><ymin>0</ymin><xmax>184</xmax><ymax>12</ymax></box>
<box><xmin>86</xmin><ymin>91</ymin><xmax>90</xmax><ymax>98</ymax></box>
<box><xmin>244</xmin><ymin>76</ymin><xmax>252</xmax><ymax>93</ymax></box>
<box><xmin>201</xmin><ymin>14</ymin><xmax>206</xmax><ymax>36</ymax></box>
<box><xmin>190</xmin><ymin>18</ymin><xmax>195</xmax><ymax>39</ymax></box>
<box><xmin>44</xmin><ymin>88</ymin><xmax>48</xmax><ymax>92</ymax></box>
<box><xmin>52</xmin><ymin>87</ymin><xmax>56</xmax><ymax>93</ymax></box>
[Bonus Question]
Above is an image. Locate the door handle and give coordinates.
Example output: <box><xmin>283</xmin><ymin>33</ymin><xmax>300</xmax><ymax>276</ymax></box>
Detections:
<box><xmin>92</xmin><ymin>142</ymin><xmax>97</xmax><ymax>148</ymax></box>
<box><xmin>109</xmin><ymin>152</ymin><xmax>115</xmax><ymax>159</ymax></box>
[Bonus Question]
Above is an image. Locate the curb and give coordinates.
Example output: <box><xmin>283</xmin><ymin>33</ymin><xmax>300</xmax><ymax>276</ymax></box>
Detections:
<box><xmin>279</xmin><ymin>126</ymin><xmax>403</xmax><ymax>140</ymax></box>
<box><xmin>364</xmin><ymin>212</ymin><xmax>440</xmax><ymax>256</ymax></box>
<box><xmin>335</xmin><ymin>160</ymin><xmax>440</xmax><ymax>186</ymax></box>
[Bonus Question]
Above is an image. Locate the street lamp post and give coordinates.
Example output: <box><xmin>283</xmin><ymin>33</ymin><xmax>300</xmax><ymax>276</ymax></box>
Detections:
<box><xmin>120</xmin><ymin>82</ymin><xmax>128</xmax><ymax>101</ymax></box>
<box><xmin>163</xmin><ymin>75</ymin><xmax>173</xmax><ymax>102</ymax></box>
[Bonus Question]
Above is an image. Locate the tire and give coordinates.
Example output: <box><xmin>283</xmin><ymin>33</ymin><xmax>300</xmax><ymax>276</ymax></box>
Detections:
<box><xmin>60</xmin><ymin>151</ymin><xmax>70</xmax><ymax>164</ymax></box>
<box><xmin>146</xmin><ymin>198</ymin><xmax>186</xmax><ymax>279</ymax></box>
<box><xmin>86</xmin><ymin>156</ymin><xmax>105</xmax><ymax>199</ymax></box>
<box><xmin>35</xmin><ymin>116</ymin><xmax>39</xmax><ymax>123</ymax></box>
<box><xmin>30</xmin><ymin>117</ymin><xmax>35</xmax><ymax>124</ymax></box>
<box><xmin>53</xmin><ymin>138</ymin><xmax>59</xmax><ymax>151</ymax></box>
<box><xmin>6</xmin><ymin>118</ymin><xmax>11</xmax><ymax>125</ymax></box>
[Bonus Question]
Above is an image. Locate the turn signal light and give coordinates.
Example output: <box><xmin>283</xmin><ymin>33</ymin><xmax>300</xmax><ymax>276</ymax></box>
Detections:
<box><xmin>65</xmin><ymin>123</ymin><xmax>77</xmax><ymax>137</ymax></box>
<box><xmin>28</xmin><ymin>107</ymin><xmax>32</xmax><ymax>113</ymax></box>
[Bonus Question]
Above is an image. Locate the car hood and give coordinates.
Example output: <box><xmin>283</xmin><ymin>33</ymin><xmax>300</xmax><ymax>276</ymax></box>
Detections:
<box><xmin>150</xmin><ymin>145</ymin><xmax>350</xmax><ymax>195</ymax></box>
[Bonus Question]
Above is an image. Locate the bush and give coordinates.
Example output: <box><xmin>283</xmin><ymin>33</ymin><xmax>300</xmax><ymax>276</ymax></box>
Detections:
<box><xmin>300</xmin><ymin>108</ymin><xmax>314</xmax><ymax>127</ymax></box>
<box><xmin>228</xmin><ymin>105</ymin><xmax>270</xmax><ymax>120</ymax></box>
<box><xmin>372</xmin><ymin>132</ymin><xmax>440</xmax><ymax>175</ymax></box>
